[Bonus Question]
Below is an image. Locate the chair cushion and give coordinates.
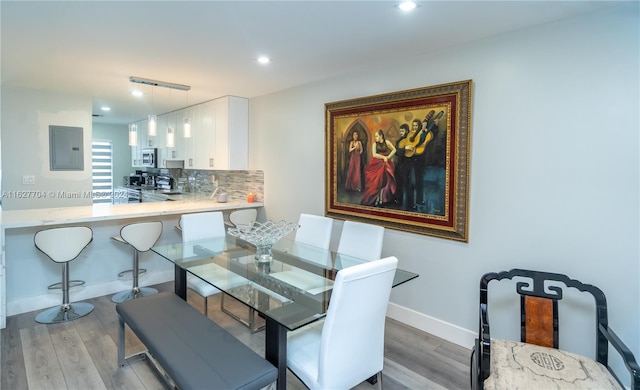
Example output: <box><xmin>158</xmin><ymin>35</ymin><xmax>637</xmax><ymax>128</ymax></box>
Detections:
<box><xmin>287</xmin><ymin>321</ymin><xmax>324</xmax><ymax>389</ymax></box>
<box><xmin>187</xmin><ymin>262</ymin><xmax>249</xmax><ymax>297</ymax></box>
<box><xmin>270</xmin><ymin>269</ymin><xmax>333</xmax><ymax>294</ymax></box>
<box><xmin>484</xmin><ymin>339</ymin><xmax>622</xmax><ymax>390</ymax></box>
<box><xmin>187</xmin><ymin>275</ymin><xmax>222</xmax><ymax>297</ymax></box>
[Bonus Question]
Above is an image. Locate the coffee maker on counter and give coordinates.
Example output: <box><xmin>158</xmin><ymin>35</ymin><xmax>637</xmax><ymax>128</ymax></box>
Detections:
<box><xmin>125</xmin><ymin>171</ymin><xmax>145</xmax><ymax>186</ymax></box>
<box><xmin>125</xmin><ymin>170</ymin><xmax>174</xmax><ymax>190</ymax></box>
<box><xmin>155</xmin><ymin>175</ymin><xmax>174</xmax><ymax>191</ymax></box>
<box><xmin>142</xmin><ymin>172</ymin><xmax>155</xmax><ymax>187</ymax></box>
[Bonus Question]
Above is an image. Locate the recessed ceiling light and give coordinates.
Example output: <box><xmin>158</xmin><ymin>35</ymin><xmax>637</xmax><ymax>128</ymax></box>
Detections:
<box><xmin>131</xmin><ymin>90</ymin><xmax>143</xmax><ymax>97</ymax></box>
<box><xmin>257</xmin><ymin>56</ymin><xmax>271</xmax><ymax>64</ymax></box>
<box><xmin>398</xmin><ymin>1</ymin><xmax>417</xmax><ymax>12</ymax></box>
<box><xmin>101</xmin><ymin>106</ymin><xmax>111</xmax><ymax>111</ymax></box>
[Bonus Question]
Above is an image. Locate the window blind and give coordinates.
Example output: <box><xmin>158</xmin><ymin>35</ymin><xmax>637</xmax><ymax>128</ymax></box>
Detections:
<box><xmin>92</xmin><ymin>141</ymin><xmax>113</xmax><ymax>204</ymax></box>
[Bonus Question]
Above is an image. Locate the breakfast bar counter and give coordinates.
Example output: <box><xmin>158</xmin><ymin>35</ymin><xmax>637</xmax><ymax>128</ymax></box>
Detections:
<box><xmin>0</xmin><ymin>198</ymin><xmax>263</xmax><ymax>328</ymax></box>
<box><xmin>0</xmin><ymin>197</ymin><xmax>262</xmax><ymax>229</ymax></box>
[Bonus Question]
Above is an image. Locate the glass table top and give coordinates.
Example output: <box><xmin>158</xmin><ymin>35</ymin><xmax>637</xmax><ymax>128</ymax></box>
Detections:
<box><xmin>152</xmin><ymin>236</ymin><xmax>419</xmax><ymax>331</ymax></box>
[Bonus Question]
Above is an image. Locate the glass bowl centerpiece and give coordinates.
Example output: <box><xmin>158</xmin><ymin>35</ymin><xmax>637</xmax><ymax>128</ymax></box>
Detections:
<box><xmin>227</xmin><ymin>220</ymin><xmax>299</xmax><ymax>270</ymax></box>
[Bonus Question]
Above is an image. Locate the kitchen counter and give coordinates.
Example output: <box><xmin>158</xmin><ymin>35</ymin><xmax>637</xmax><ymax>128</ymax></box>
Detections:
<box><xmin>0</xmin><ymin>197</ymin><xmax>263</xmax><ymax>328</ymax></box>
<box><xmin>0</xmin><ymin>196</ymin><xmax>262</xmax><ymax>229</ymax></box>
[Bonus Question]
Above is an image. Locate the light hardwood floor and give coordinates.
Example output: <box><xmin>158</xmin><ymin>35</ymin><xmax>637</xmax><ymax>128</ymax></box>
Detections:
<box><xmin>2</xmin><ymin>282</ymin><xmax>470</xmax><ymax>389</ymax></box>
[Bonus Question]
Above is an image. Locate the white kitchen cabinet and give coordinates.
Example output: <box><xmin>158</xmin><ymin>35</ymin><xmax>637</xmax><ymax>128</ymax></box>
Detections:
<box><xmin>172</xmin><ymin>106</ymin><xmax>190</xmax><ymax>161</ymax></box>
<box><xmin>130</xmin><ymin>136</ymin><xmax>140</xmax><ymax>167</ymax></box>
<box><xmin>131</xmin><ymin>118</ymin><xmax>149</xmax><ymax>167</ymax></box>
<box><xmin>184</xmin><ymin>96</ymin><xmax>248</xmax><ymax>170</ymax></box>
<box><xmin>152</xmin><ymin>113</ymin><xmax>167</xmax><ymax>167</ymax></box>
<box><xmin>163</xmin><ymin>110</ymin><xmax>185</xmax><ymax>162</ymax></box>
<box><xmin>161</xmin><ymin>107</ymin><xmax>189</xmax><ymax>164</ymax></box>
<box><xmin>184</xmin><ymin>100</ymin><xmax>214</xmax><ymax>169</ymax></box>
<box><xmin>216</xmin><ymin>96</ymin><xmax>248</xmax><ymax>169</ymax></box>
<box><xmin>131</xmin><ymin>117</ymin><xmax>170</xmax><ymax>167</ymax></box>
<box><xmin>136</xmin><ymin>110</ymin><xmax>186</xmax><ymax>168</ymax></box>
<box><xmin>131</xmin><ymin>96</ymin><xmax>247</xmax><ymax>170</ymax></box>
<box><xmin>183</xmin><ymin>104</ymin><xmax>197</xmax><ymax>167</ymax></box>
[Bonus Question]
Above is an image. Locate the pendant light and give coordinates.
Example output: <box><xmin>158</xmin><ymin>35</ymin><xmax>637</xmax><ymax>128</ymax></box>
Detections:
<box><xmin>148</xmin><ymin>86</ymin><xmax>157</xmax><ymax>136</ymax></box>
<box><xmin>183</xmin><ymin>118</ymin><xmax>191</xmax><ymax>138</ymax></box>
<box><xmin>129</xmin><ymin>76</ymin><xmax>191</xmax><ymax>139</ymax></box>
<box><xmin>184</xmin><ymin>91</ymin><xmax>192</xmax><ymax>138</ymax></box>
<box><xmin>166</xmin><ymin>126</ymin><xmax>175</xmax><ymax>148</ymax></box>
<box><xmin>166</xmin><ymin>89</ymin><xmax>175</xmax><ymax>147</ymax></box>
<box><xmin>148</xmin><ymin>114</ymin><xmax>157</xmax><ymax>136</ymax></box>
<box><xmin>129</xmin><ymin>81</ymin><xmax>140</xmax><ymax>146</ymax></box>
<box><xmin>129</xmin><ymin>123</ymin><xmax>138</xmax><ymax>146</ymax></box>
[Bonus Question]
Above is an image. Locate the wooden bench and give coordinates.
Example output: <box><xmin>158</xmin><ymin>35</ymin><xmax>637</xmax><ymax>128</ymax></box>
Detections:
<box><xmin>116</xmin><ymin>292</ymin><xmax>277</xmax><ymax>389</ymax></box>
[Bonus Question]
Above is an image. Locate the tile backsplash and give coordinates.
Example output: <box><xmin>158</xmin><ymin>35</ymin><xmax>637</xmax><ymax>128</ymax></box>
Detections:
<box><xmin>166</xmin><ymin>169</ymin><xmax>264</xmax><ymax>202</ymax></box>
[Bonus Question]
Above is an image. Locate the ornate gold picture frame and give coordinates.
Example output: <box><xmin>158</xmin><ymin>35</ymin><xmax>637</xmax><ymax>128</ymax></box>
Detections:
<box><xmin>325</xmin><ymin>80</ymin><xmax>473</xmax><ymax>241</ymax></box>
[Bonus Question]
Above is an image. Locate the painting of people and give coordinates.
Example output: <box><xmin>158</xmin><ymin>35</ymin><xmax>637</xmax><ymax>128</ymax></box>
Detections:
<box><xmin>334</xmin><ymin>106</ymin><xmax>448</xmax><ymax>215</ymax></box>
<box><xmin>325</xmin><ymin>80</ymin><xmax>472</xmax><ymax>241</ymax></box>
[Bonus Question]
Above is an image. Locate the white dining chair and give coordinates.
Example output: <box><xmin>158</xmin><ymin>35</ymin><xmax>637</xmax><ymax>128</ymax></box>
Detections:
<box><xmin>225</xmin><ymin>208</ymin><xmax>258</xmax><ymax>229</ymax></box>
<box><xmin>181</xmin><ymin>211</ymin><xmax>259</xmax><ymax>330</ymax></box>
<box><xmin>221</xmin><ymin>208</ymin><xmax>262</xmax><ymax>332</ymax></box>
<box><xmin>337</xmin><ymin>220</ymin><xmax>385</xmax><ymax>262</ymax></box>
<box><xmin>286</xmin><ymin>256</ymin><xmax>398</xmax><ymax>390</ymax></box>
<box><xmin>181</xmin><ymin>212</ymin><xmax>225</xmax><ymax>316</ymax></box>
<box><xmin>267</xmin><ymin>214</ymin><xmax>334</xmax><ymax>293</ymax></box>
<box><xmin>295</xmin><ymin>213</ymin><xmax>333</xmax><ymax>250</ymax></box>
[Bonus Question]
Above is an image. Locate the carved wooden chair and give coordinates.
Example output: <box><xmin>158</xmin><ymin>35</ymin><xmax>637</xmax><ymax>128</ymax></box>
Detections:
<box><xmin>471</xmin><ymin>268</ymin><xmax>639</xmax><ymax>390</ymax></box>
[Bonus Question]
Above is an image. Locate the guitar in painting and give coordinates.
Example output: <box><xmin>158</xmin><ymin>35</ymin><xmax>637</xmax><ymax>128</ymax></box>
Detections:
<box><xmin>399</xmin><ymin>110</ymin><xmax>444</xmax><ymax>157</ymax></box>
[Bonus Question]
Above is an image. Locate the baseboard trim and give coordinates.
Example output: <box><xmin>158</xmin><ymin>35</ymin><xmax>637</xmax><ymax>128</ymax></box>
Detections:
<box><xmin>7</xmin><ymin>270</ymin><xmax>174</xmax><ymax>316</ymax></box>
<box><xmin>10</xmin><ymin>273</ymin><xmax>477</xmax><ymax>350</ymax></box>
<box><xmin>387</xmin><ymin>302</ymin><xmax>476</xmax><ymax>349</ymax></box>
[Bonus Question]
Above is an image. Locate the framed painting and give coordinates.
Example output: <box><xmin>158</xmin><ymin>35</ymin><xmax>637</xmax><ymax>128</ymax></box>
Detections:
<box><xmin>325</xmin><ymin>79</ymin><xmax>472</xmax><ymax>242</ymax></box>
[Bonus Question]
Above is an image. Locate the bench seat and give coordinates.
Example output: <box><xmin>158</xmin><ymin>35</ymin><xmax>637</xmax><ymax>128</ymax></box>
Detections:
<box><xmin>116</xmin><ymin>291</ymin><xmax>277</xmax><ymax>389</ymax></box>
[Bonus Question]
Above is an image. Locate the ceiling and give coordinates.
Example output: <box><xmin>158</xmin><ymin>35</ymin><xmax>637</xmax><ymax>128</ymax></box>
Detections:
<box><xmin>1</xmin><ymin>1</ymin><xmax>617</xmax><ymax>125</ymax></box>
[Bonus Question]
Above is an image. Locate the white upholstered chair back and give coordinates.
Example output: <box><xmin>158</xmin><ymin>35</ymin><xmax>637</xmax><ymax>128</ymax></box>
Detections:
<box><xmin>287</xmin><ymin>256</ymin><xmax>398</xmax><ymax>390</ymax></box>
<box><xmin>34</xmin><ymin>226</ymin><xmax>95</xmax><ymax>323</ymax></box>
<box><xmin>295</xmin><ymin>213</ymin><xmax>333</xmax><ymax>250</ymax></box>
<box><xmin>35</xmin><ymin>226</ymin><xmax>93</xmax><ymax>263</ymax></box>
<box><xmin>180</xmin><ymin>212</ymin><xmax>226</xmax><ymax>308</ymax></box>
<box><xmin>181</xmin><ymin>212</ymin><xmax>225</xmax><ymax>242</ymax></box>
<box><xmin>120</xmin><ymin>221</ymin><xmax>163</xmax><ymax>252</ymax></box>
<box><xmin>337</xmin><ymin>220</ymin><xmax>385</xmax><ymax>261</ymax></box>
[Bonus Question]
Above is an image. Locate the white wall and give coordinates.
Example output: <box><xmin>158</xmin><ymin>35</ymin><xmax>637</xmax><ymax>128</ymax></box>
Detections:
<box><xmin>1</xmin><ymin>86</ymin><xmax>93</xmax><ymax>210</ymax></box>
<box><xmin>249</xmin><ymin>2</ymin><xmax>639</xmax><ymax>375</ymax></box>
<box><xmin>92</xmin><ymin>122</ymin><xmax>132</xmax><ymax>187</ymax></box>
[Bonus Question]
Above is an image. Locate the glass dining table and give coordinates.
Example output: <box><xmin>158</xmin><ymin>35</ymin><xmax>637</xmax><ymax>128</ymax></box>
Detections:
<box><xmin>151</xmin><ymin>236</ymin><xmax>419</xmax><ymax>389</ymax></box>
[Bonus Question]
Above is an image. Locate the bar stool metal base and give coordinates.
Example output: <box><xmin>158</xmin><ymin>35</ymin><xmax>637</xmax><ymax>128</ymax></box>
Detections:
<box><xmin>111</xmin><ymin>287</ymin><xmax>158</xmax><ymax>303</ymax></box>
<box><xmin>117</xmin><ymin>268</ymin><xmax>146</xmax><ymax>278</ymax></box>
<box><xmin>35</xmin><ymin>302</ymin><xmax>94</xmax><ymax>324</ymax></box>
<box><xmin>47</xmin><ymin>279</ymin><xmax>85</xmax><ymax>290</ymax></box>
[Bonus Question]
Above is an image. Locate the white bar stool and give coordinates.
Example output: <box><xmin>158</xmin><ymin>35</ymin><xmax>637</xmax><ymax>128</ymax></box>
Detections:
<box><xmin>224</xmin><ymin>208</ymin><xmax>257</xmax><ymax>229</ymax></box>
<box><xmin>34</xmin><ymin>226</ymin><xmax>94</xmax><ymax>324</ymax></box>
<box><xmin>111</xmin><ymin>221</ymin><xmax>163</xmax><ymax>303</ymax></box>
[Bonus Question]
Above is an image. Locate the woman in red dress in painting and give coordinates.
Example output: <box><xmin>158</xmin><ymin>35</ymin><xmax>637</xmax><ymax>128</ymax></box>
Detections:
<box><xmin>361</xmin><ymin>129</ymin><xmax>397</xmax><ymax>206</ymax></box>
<box><xmin>345</xmin><ymin>131</ymin><xmax>363</xmax><ymax>191</ymax></box>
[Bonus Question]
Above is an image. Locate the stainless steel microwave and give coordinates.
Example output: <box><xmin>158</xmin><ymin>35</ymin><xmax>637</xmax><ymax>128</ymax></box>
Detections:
<box><xmin>141</xmin><ymin>148</ymin><xmax>157</xmax><ymax>168</ymax></box>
